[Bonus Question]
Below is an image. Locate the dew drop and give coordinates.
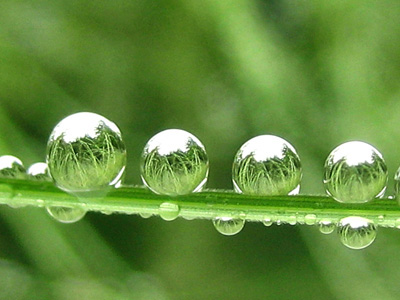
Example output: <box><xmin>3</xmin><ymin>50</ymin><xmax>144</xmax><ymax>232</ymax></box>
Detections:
<box><xmin>27</xmin><ymin>162</ymin><xmax>51</xmax><ymax>181</ymax></box>
<box><xmin>213</xmin><ymin>217</ymin><xmax>245</xmax><ymax>236</ymax></box>
<box><xmin>139</xmin><ymin>212</ymin><xmax>153</xmax><ymax>219</ymax></box>
<box><xmin>338</xmin><ymin>216</ymin><xmax>377</xmax><ymax>250</ymax></box>
<box><xmin>287</xmin><ymin>215</ymin><xmax>297</xmax><ymax>225</ymax></box>
<box><xmin>0</xmin><ymin>155</ymin><xmax>26</xmax><ymax>179</ymax></box>
<box><xmin>319</xmin><ymin>220</ymin><xmax>336</xmax><ymax>234</ymax></box>
<box><xmin>324</xmin><ymin>141</ymin><xmax>387</xmax><ymax>203</ymax></box>
<box><xmin>46</xmin><ymin>112</ymin><xmax>126</xmax><ymax>197</ymax></box>
<box><xmin>159</xmin><ymin>202</ymin><xmax>180</xmax><ymax>221</ymax></box>
<box><xmin>304</xmin><ymin>214</ymin><xmax>317</xmax><ymax>225</ymax></box>
<box><xmin>232</xmin><ymin>135</ymin><xmax>302</xmax><ymax>195</ymax></box>
<box><xmin>262</xmin><ymin>218</ymin><xmax>273</xmax><ymax>227</ymax></box>
<box><xmin>46</xmin><ymin>206</ymin><xmax>87</xmax><ymax>223</ymax></box>
<box><xmin>140</xmin><ymin>129</ymin><xmax>209</xmax><ymax>196</ymax></box>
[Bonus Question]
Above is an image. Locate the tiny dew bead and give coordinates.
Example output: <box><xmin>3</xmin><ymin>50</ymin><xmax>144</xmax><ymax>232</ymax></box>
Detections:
<box><xmin>324</xmin><ymin>141</ymin><xmax>387</xmax><ymax>204</ymax></box>
<box><xmin>140</xmin><ymin>129</ymin><xmax>209</xmax><ymax>196</ymax></box>
<box><xmin>46</xmin><ymin>112</ymin><xmax>126</xmax><ymax>196</ymax></box>
<box><xmin>27</xmin><ymin>162</ymin><xmax>51</xmax><ymax>181</ymax></box>
<box><xmin>232</xmin><ymin>135</ymin><xmax>302</xmax><ymax>195</ymax></box>
<box><xmin>0</xmin><ymin>155</ymin><xmax>26</xmax><ymax>179</ymax></box>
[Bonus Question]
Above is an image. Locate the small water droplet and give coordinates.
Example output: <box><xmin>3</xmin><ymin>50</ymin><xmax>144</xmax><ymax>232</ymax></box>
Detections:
<box><xmin>378</xmin><ymin>215</ymin><xmax>385</xmax><ymax>224</ymax></box>
<box><xmin>276</xmin><ymin>219</ymin><xmax>282</xmax><ymax>225</ymax></box>
<box><xmin>395</xmin><ymin>218</ymin><xmax>400</xmax><ymax>229</ymax></box>
<box><xmin>304</xmin><ymin>214</ymin><xmax>317</xmax><ymax>225</ymax></box>
<box><xmin>46</xmin><ymin>112</ymin><xmax>126</xmax><ymax>197</ymax></box>
<box><xmin>36</xmin><ymin>199</ymin><xmax>45</xmax><ymax>207</ymax></box>
<box><xmin>7</xmin><ymin>202</ymin><xmax>27</xmax><ymax>209</ymax></box>
<box><xmin>139</xmin><ymin>212</ymin><xmax>153</xmax><ymax>219</ymax></box>
<box><xmin>324</xmin><ymin>141</ymin><xmax>387</xmax><ymax>203</ymax></box>
<box><xmin>338</xmin><ymin>216</ymin><xmax>377</xmax><ymax>250</ymax></box>
<box><xmin>287</xmin><ymin>215</ymin><xmax>297</xmax><ymax>225</ymax></box>
<box><xmin>46</xmin><ymin>206</ymin><xmax>87</xmax><ymax>223</ymax></box>
<box><xmin>213</xmin><ymin>217</ymin><xmax>245</xmax><ymax>236</ymax></box>
<box><xmin>140</xmin><ymin>129</ymin><xmax>209</xmax><ymax>196</ymax></box>
<box><xmin>262</xmin><ymin>218</ymin><xmax>273</xmax><ymax>227</ymax></box>
<box><xmin>319</xmin><ymin>220</ymin><xmax>336</xmax><ymax>234</ymax></box>
<box><xmin>159</xmin><ymin>202</ymin><xmax>180</xmax><ymax>221</ymax></box>
<box><xmin>100</xmin><ymin>210</ymin><xmax>113</xmax><ymax>215</ymax></box>
<box><xmin>232</xmin><ymin>135</ymin><xmax>302</xmax><ymax>195</ymax></box>
<box><xmin>0</xmin><ymin>155</ymin><xmax>26</xmax><ymax>179</ymax></box>
<box><xmin>27</xmin><ymin>162</ymin><xmax>51</xmax><ymax>181</ymax></box>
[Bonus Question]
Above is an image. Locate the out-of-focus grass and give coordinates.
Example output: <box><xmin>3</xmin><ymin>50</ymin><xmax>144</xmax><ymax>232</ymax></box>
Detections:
<box><xmin>1</xmin><ymin>0</ymin><xmax>400</xmax><ymax>299</ymax></box>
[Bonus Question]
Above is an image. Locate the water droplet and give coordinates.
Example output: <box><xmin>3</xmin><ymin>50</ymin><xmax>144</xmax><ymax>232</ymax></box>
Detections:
<box><xmin>100</xmin><ymin>210</ymin><xmax>113</xmax><ymax>215</ymax></box>
<box><xmin>287</xmin><ymin>215</ymin><xmax>297</xmax><ymax>225</ymax></box>
<box><xmin>232</xmin><ymin>135</ymin><xmax>302</xmax><ymax>195</ymax></box>
<box><xmin>319</xmin><ymin>220</ymin><xmax>336</xmax><ymax>234</ymax></box>
<box><xmin>213</xmin><ymin>217</ymin><xmax>245</xmax><ymax>236</ymax></box>
<box><xmin>262</xmin><ymin>218</ymin><xmax>273</xmax><ymax>226</ymax></box>
<box><xmin>46</xmin><ymin>112</ymin><xmax>126</xmax><ymax>197</ymax></box>
<box><xmin>378</xmin><ymin>215</ymin><xmax>385</xmax><ymax>224</ymax></box>
<box><xmin>36</xmin><ymin>199</ymin><xmax>45</xmax><ymax>207</ymax></box>
<box><xmin>159</xmin><ymin>202</ymin><xmax>180</xmax><ymax>221</ymax></box>
<box><xmin>27</xmin><ymin>162</ymin><xmax>51</xmax><ymax>181</ymax></box>
<box><xmin>0</xmin><ymin>155</ymin><xmax>26</xmax><ymax>179</ymax></box>
<box><xmin>139</xmin><ymin>212</ymin><xmax>153</xmax><ymax>219</ymax></box>
<box><xmin>395</xmin><ymin>218</ymin><xmax>400</xmax><ymax>229</ymax></box>
<box><xmin>304</xmin><ymin>214</ymin><xmax>317</xmax><ymax>225</ymax></box>
<box><xmin>338</xmin><ymin>216</ymin><xmax>377</xmax><ymax>250</ymax></box>
<box><xmin>324</xmin><ymin>141</ymin><xmax>387</xmax><ymax>203</ymax></box>
<box><xmin>140</xmin><ymin>129</ymin><xmax>209</xmax><ymax>196</ymax></box>
<box><xmin>46</xmin><ymin>206</ymin><xmax>87</xmax><ymax>223</ymax></box>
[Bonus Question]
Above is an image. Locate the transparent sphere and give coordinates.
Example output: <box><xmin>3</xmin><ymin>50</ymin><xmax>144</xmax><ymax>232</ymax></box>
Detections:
<box><xmin>27</xmin><ymin>162</ymin><xmax>51</xmax><ymax>181</ymax></box>
<box><xmin>213</xmin><ymin>217</ymin><xmax>245</xmax><ymax>236</ymax></box>
<box><xmin>324</xmin><ymin>141</ymin><xmax>387</xmax><ymax>203</ymax></box>
<box><xmin>46</xmin><ymin>206</ymin><xmax>87</xmax><ymax>223</ymax></box>
<box><xmin>232</xmin><ymin>135</ymin><xmax>302</xmax><ymax>195</ymax></box>
<box><xmin>0</xmin><ymin>155</ymin><xmax>26</xmax><ymax>179</ymax></box>
<box><xmin>46</xmin><ymin>112</ymin><xmax>126</xmax><ymax>195</ymax></box>
<box><xmin>338</xmin><ymin>216</ymin><xmax>377</xmax><ymax>250</ymax></box>
<box><xmin>140</xmin><ymin>129</ymin><xmax>209</xmax><ymax>196</ymax></box>
<box><xmin>393</xmin><ymin>167</ymin><xmax>400</xmax><ymax>201</ymax></box>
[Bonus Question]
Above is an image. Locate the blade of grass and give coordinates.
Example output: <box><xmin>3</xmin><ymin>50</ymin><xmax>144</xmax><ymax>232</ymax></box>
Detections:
<box><xmin>1</xmin><ymin>178</ymin><xmax>400</xmax><ymax>227</ymax></box>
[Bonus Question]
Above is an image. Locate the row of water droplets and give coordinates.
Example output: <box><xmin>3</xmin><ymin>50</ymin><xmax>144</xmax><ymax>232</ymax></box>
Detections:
<box><xmin>0</xmin><ymin>112</ymin><xmax>397</xmax><ymax>250</ymax></box>
<box><xmin>0</xmin><ymin>156</ymin><xmax>86</xmax><ymax>223</ymax></box>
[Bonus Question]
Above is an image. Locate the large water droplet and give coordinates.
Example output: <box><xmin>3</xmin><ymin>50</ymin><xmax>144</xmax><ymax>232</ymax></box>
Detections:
<box><xmin>319</xmin><ymin>220</ymin><xmax>336</xmax><ymax>234</ymax></box>
<box><xmin>159</xmin><ymin>202</ymin><xmax>180</xmax><ymax>221</ymax></box>
<box><xmin>140</xmin><ymin>129</ymin><xmax>209</xmax><ymax>196</ymax></box>
<box><xmin>213</xmin><ymin>217</ymin><xmax>245</xmax><ymax>236</ymax></box>
<box><xmin>0</xmin><ymin>155</ymin><xmax>26</xmax><ymax>179</ymax></box>
<box><xmin>27</xmin><ymin>162</ymin><xmax>51</xmax><ymax>181</ymax></box>
<box><xmin>338</xmin><ymin>216</ymin><xmax>377</xmax><ymax>250</ymax></box>
<box><xmin>232</xmin><ymin>135</ymin><xmax>302</xmax><ymax>195</ymax></box>
<box><xmin>46</xmin><ymin>112</ymin><xmax>126</xmax><ymax>197</ymax></box>
<box><xmin>46</xmin><ymin>206</ymin><xmax>87</xmax><ymax>223</ymax></box>
<box><xmin>324</xmin><ymin>141</ymin><xmax>387</xmax><ymax>203</ymax></box>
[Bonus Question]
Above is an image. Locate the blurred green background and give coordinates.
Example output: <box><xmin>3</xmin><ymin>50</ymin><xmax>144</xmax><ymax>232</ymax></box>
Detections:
<box><xmin>1</xmin><ymin>0</ymin><xmax>400</xmax><ymax>299</ymax></box>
